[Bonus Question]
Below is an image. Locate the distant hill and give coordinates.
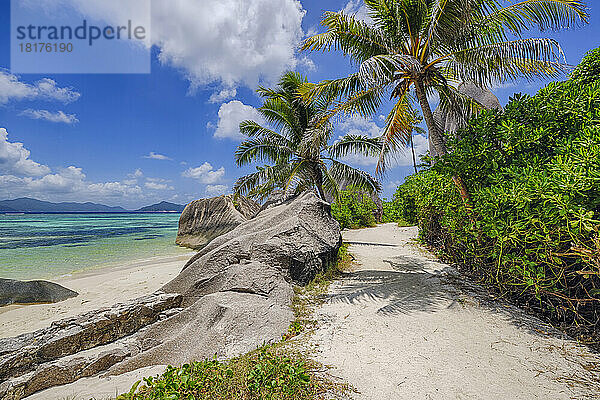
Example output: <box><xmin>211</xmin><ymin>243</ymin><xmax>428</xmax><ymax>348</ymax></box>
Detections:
<box><xmin>136</xmin><ymin>201</ymin><xmax>185</xmax><ymax>212</ymax></box>
<box><xmin>0</xmin><ymin>198</ymin><xmax>129</xmax><ymax>213</ymax></box>
<box><xmin>0</xmin><ymin>205</ymin><xmax>16</xmax><ymax>212</ymax></box>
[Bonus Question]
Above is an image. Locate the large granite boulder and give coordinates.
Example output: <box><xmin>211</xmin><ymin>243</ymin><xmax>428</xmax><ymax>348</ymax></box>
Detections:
<box><xmin>111</xmin><ymin>192</ymin><xmax>341</xmax><ymax>374</ymax></box>
<box><xmin>0</xmin><ymin>191</ymin><xmax>342</xmax><ymax>399</ymax></box>
<box><xmin>0</xmin><ymin>279</ymin><xmax>78</xmax><ymax>307</ymax></box>
<box><xmin>432</xmin><ymin>82</ymin><xmax>502</xmax><ymax>157</ymax></box>
<box><xmin>0</xmin><ymin>293</ymin><xmax>182</xmax><ymax>399</ymax></box>
<box><xmin>176</xmin><ymin>195</ymin><xmax>260</xmax><ymax>249</ymax></box>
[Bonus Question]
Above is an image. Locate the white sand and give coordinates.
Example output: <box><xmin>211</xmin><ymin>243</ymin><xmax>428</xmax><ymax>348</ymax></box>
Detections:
<box><xmin>306</xmin><ymin>224</ymin><xmax>600</xmax><ymax>399</ymax></box>
<box><xmin>0</xmin><ymin>252</ymin><xmax>194</xmax><ymax>338</ymax></box>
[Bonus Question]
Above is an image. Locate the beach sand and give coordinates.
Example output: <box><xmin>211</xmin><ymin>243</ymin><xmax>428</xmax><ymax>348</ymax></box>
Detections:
<box><xmin>0</xmin><ymin>252</ymin><xmax>195</xmax><ymax>339</ymax></box>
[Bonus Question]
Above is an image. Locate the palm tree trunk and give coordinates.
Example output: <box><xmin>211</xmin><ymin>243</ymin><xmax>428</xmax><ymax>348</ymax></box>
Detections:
<box><xmin>410</xmin><ymin>133</ymin><xmax>418</xmax><ymax>174</ymax></box>
<box><xmin>314</xmin><ymin>167</ymin><xmax>327</xmax><ymax>201</ymax></box>
<box><xmin>414</xmin><ymin>80</ymin><xmax>472</xmax><ymax>208</ymax></box>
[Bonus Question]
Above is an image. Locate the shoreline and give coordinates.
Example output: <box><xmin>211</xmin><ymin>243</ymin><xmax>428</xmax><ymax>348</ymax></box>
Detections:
<box><xmin>0</xmin><ymin>251</ymin><xmax>195</xmax><ymax>339</ymax></box>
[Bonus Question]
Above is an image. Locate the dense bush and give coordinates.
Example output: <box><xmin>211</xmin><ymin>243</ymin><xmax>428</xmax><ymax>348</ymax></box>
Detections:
<box><xmin>396</xmin><ymin>48</ymin><xmax>600</xmax><ymax>343</ymax></box>
<box><xmin>382</xmin><ymin>185</ymin><xmax>418</xmax><ymax>225</ymax></box>
<box><xmin>331</xmin><ymin>186</ymin><xmax>378</xmax><ymax>229</ymax></box>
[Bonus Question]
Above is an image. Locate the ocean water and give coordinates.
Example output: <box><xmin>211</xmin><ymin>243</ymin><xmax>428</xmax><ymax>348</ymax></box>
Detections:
<box><xmin>0</xmin><ymin>213</ymin><xmax>191</xmax><ymax>280</ymax></box>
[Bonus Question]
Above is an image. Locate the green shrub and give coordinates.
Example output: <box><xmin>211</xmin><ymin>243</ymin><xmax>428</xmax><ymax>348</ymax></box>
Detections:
<box><xmin>402</xmin><ymin>47</ymin><xmax>600</xmax><ymax>342</ymax></box>
<box><xmin>331</xmin><ymin>186</ymin><xmax>378</xmax><ymax>229</ymax></box>
<box><xmin>116</xmin><ymin>347</ymin><xmax>317</xmax><ymax>400</ymax></box>
<box><xmin>382</xmin><ymin>185</ymin><xmax>418</xmax><ymax>225</ymax></box>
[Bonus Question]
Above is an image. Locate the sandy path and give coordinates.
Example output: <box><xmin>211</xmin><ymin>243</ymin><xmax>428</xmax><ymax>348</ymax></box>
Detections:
<box><xmin>307</xmin><ymin>224</ymin><xmax>600</xmax><ymax>399</ymax></box>
<box><xmin>0</xmin><ymin>252</ymin><xmax>194</xmax><ymax>338</ymax></box>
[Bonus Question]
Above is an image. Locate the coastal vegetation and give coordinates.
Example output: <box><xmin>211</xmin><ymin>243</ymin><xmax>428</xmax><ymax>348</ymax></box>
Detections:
<box><xmin>234</xmin><ymin>72</ymin><xmax>381</xmax><ymax>202</ymax></box>
<box><xmin>117</xmin><ymin>245</ymin><xmax>353</xmax><ymax>400</ymax></box>
<box><xmin>331</xmin><ymin>187</ymin><xmax>378</xmax><ymax>229</ymax></box>
<box><xmin>387</xmin><ymin>48</ymin><xmax>600</xmax><ymax>344</ymax></box>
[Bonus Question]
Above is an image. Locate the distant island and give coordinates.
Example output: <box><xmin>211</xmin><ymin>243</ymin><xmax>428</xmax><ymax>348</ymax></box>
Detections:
<box><xmin>136</xmin><ymin>201</ymin><xmax>185</xmax><ymax>213</ymax></box>
<box><xmin>0</xmin><ymin>198</ymin><xmax>185</xmax><ymax>213</ymax></box>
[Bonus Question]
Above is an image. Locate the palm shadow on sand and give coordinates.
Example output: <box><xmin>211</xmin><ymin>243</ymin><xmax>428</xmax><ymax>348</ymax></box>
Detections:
<box><xmin>327</xmin><ymin>255</ymin><xmax>453</xmax><ymax>315</ymax></box>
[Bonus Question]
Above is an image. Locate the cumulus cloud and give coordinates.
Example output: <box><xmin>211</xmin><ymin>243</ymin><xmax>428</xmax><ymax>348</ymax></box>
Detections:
<box><xmin>19</xmin><ymin>109</ymin><xmax>79</xmax><ymax>124</ymax></box>
<box><xmin>213</xmin><ymin>100</ymin><xmax>265</xmax><ymax>140</ymax></box>
<box><xmin>182</xmin><ymin>162</ymin><xmax>225</xmax><ymax>184</ymax></box>
<box><xmin>342</xmin><ymin>0</ymin><xmax>372</xmax><ymax>23</ymax></box>
<box><xmin>339</xmin><ymin>115</ymin><xmax>382</xmax><ymax>138</ymax></box>
<box><xmin>209</xmin><ymin>88</ymin><xmax>237</xmax><ymax>104</ymax></box>
<box><xmin>144</xmin><ymin>177</ymin><xmax>173</xmax><ymax>190</ymax></box>
<box><xmin>42</xmin><ymin>0</ymin><xmax>307</xmax><ymax>91</ymax></box>
<box><xmin>0</xmin><ymin>71</ymin><xmax>80</xmax><ymax>105</ymax></box>
<box><xmin>130</xmin><ymin>169</ymin><xmax>144</xmax><ymax>178</ymax></box>
<box><xmin>0</xmin><ymin>128</ymin><xmax>51</xmax><ymax>177</ymax></box>
<box><xmin>144</xmin><ymin>152</ymin><xmax>172</xmax><ymax>160</ymax></box>
<box><xmin>205</xmin><ymin>184</ymin><xmax>229</xmax><ymax>196</ymax></box>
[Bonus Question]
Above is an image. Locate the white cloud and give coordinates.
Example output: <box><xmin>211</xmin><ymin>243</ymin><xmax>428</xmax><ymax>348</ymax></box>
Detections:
<box><xmin>130</xmin><ymin>168</ymin><xmax>144</xmax><ymax>178</ymax></box>
<box><xmin>386</xmin><ymin>180</ymin><xmax>402</xmax><ymax>191</ymax></box>
<box><xmin>205</xmin><ymin>184</ymin><xmax>229</xmax><ymax>196</ymax></box>
<box><xmin>213</xmin><ymin>100</ymin><xmax>265</xmax><ymax>140</ymax></box>
<box><xmin>342</xmin><ymin>0</ymin><xmax>372</xmax><ymax>23</ymax></box>
<box><xmin>145</xmin><ymin>181</ymin><xmax>173</xmax><ymax>190</ymax></box>
<box><xmin>0</xmin><ymin>71</ymin><xmax>80</xmax><ymax>105</ymax></box>
<box><xmin>20</xmin><ymin>109</ymin><xmax>78</xmax><ymax>124</ymax></box>
<box><xmin>43</xmin><ymin>0</ymin><xmax>307</xmax><ymax>92</ymax></box>
<box><xmin>144</xmin><ymin>152</ymin><xmax>172</xmax><ymax>160</ymax></box>
<box><xmin>340</xmin><ymin>115</ymin><xmax>382</xmax><ymax>138</ymax></box>
<box><xmin>182</xmin><ymin>162</ymin><xmax>225</xmax><ymax>184</ymax></box>
<box><xmin>0</xmin><ymin>166</ymin><xmax>145</xmax><ymax>204</ymax></box>
<box><xmin>209</xmin><ymin>88</ymin><xmax>237</xmax><ymax>104</ymax></box>
<box><xmin>0</xmin><ymin>128</ymin><xmax>51</xmax><ymax>177</ymax></box>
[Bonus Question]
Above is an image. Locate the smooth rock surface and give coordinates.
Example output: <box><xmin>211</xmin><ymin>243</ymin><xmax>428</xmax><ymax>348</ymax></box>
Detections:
<box><xmin>176</xmin><ymin>195</ymin><xmax>260</xmax><ymax>249</ymax></box>
<box><xmin>0</xmin><ymin>293</ymin><xmax>182</xmax><ymax>382</ymax></box>
<box><xmin>0</xmin><ymin>279</ymin><xmax>78</xmax><ymax>307</ymax></box>
<box><xmin>112</xmin><ymin>192</ymin><xmax>340</xmax><ymax>374</ymax></box>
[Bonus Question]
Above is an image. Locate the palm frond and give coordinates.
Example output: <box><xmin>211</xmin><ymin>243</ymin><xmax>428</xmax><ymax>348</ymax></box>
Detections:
<box><xmin>235</xmin><ymin>135</ymin><xmax>293</xmax><ymax>166</ymax></box>
<box><xmin>302</xmin><ymin>11</ymin><xmax>391</xmax><ymax>63</ymax></box>
<box><xmin>482</xmin><ymin>0</ymin><xmax>589</xmax><ymax>35</ymax></box>
<box><xmin>328</xmin><ymin>135</ymin><xmax>383</xmax><ymax>160</ymax></box>
<box><xmin>329</xmin><ymin>160</ymin><xmax>381</xmax><ymax>194</ymax></box>
<box><xmin>378</xmin><ymin>91</ymin><xmax>417</xmax><ymax>175</ymax></box>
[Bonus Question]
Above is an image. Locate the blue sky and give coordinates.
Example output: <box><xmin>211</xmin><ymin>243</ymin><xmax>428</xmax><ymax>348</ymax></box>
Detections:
<box><xmin>0</xmin><ymin>0</ymin><xmax>598</xmax><ymax>209</ymax></box>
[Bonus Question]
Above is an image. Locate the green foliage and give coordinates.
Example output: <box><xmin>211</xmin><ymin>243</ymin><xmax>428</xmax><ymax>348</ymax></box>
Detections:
<box><xmin>571</xmin><ymin>47</ymin><xmax>600</xmax><ymax>85</ymax></box>
<box><xmin>382</xmin><ymin>185</ymin><xmax>417</xmax><ymax>225</ymax></box>
<box><xmin>116</xmin><ymin>347</ymin><xmax>317</xmax><ymax>400</ymax></box>
<box><xmin>400</xmin><ymin>49</ymin><xmax>600</xmax><ymax>341</ymax></box>
<box><xmin>331</xmin><ymin>186</ymin><xmax>378</xmax><ymax>229</ymax></box>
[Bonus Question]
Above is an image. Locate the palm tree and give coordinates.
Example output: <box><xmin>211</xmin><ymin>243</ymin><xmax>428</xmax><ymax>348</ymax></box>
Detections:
<box><xmin>234</xmin><ymin>72</ymin><xmax>382</xmax><ymax>202</ymax></box>
<box><xmin>301</xmin><ymin>0</ymin><xmax>589</xmax><ymax>203</ymax></box>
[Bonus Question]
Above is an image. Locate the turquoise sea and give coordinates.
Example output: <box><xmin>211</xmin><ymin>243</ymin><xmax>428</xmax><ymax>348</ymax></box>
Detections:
<box><xmin>0</xmin><ymin>213</ymin><xmax>191</xmax><ymax>280</ymax></box>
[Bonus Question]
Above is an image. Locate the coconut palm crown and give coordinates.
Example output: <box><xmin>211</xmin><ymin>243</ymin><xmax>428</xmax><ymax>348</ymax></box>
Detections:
<box><xmin>234</xmin><ymin>72</ymin><xmax>382</xmax><ymax>202</ymax></box>
<box><xmin>301</xmin><ymin>0</ymin><xmax>589</xmax><ymax>173</ymax></box>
